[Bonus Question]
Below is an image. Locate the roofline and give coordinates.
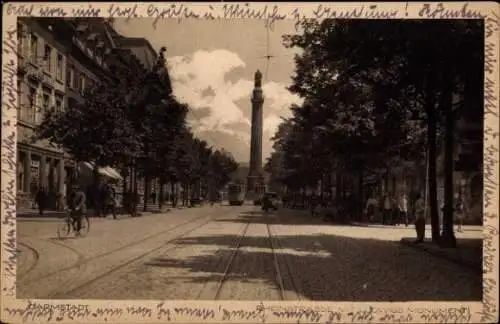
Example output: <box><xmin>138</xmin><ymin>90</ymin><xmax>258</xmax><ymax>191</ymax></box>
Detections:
<box><xmin>103</xmin><ymin>22</ymin><xmax>117</xmax><ymax>49</ymax></box>
<box><xmin>118</xmin><ymin>37</ymin><xmax>159</xmax><ymax>60</ymax></box>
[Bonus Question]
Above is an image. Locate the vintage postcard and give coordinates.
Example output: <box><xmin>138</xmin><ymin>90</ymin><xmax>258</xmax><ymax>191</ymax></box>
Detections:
<box><xmin>1</xmin><ymin>2</ymin><xmax>499</xmax><ymax>323</ymax></box>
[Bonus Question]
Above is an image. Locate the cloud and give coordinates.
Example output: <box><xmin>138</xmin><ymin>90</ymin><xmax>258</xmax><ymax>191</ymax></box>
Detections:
<box><xmin>200</xmin><ymin>86</ymin><xmax>216</xmax><ymax>98</ymax></box>
<box><xmin>167</xmin><ymin>49</ymin><xmax>302</xmax><ymax>162</ymax></box>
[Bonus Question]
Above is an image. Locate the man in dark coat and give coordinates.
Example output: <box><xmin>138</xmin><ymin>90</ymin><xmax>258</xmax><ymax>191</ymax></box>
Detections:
<box><xmin>35</xmin><ymin>187</ymin><xmax>47</xmax><ymax>216</ymax></box>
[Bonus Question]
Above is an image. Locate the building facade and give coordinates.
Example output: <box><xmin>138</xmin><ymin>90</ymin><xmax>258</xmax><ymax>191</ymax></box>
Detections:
<box><xmin>16</xmin><ymin>18</ymin><xmax>169</xmax><ymax>211</ymax></box>
<box><xmin>16</xmin><ymin>18</ymin><xmax>175</xmax><ymax>213</ymax></box>
<box><xmin>16</xmin><ymin>18</ymin><xmax>68</xmax><ymax>210</ymax></box>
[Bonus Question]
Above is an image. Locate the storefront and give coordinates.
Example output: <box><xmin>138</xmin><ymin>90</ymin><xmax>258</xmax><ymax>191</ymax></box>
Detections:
<box><xmin>16</xmin><ymin>144</ymin><xmax>65</xmax><ymax>211</ymax></box>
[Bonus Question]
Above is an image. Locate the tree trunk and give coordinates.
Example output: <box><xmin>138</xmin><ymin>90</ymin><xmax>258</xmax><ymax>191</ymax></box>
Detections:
<box><xmin>92</xmin><ymin>165</ymin><xmax>100</xmax><ymax>215</ymax></box>
<box><xmin>384</xmin><ymin>170</ymin><xmax>389</xmax><ymax>195</ymax></box>
<box><xmin>186</xmin><ymin>182</ymin><xmax>191</xmax><ymax>206</ymax></box>
<box><xmin>320</xmin><ymin>173</ymin><xmax>325</xmax><ymax>201</ymax></box>
<box><xmin>159</xmin><ymin>177</ymin><xmax>164</xmax><ymax>209</ymax></box>
<box><xmin>170</xmin><ymin>182</ymin><xmax>176</xmax><ymax>208</ymax></box>
<box><xmin>440</xmin><ymin>63</ymin><xmax>457</xmax><ymax>248</ymax></box>
<box><xmin>425</xmin><ymin>72</ymin><xmax>440</xmax><ymax>242</ymax></box>
<box><xmin>335</xmin><ymin>171</ymin><xmax>342</xmax><ymax>203</ymax></box>
<box><xmin>358</xmin><ymin>168</ymin><xmax>364</xmax><ymax>221</ymax></box>
<box><xmin>143</xmin><ymin>174</ymin><xmax>150</xmax><ymax>212</ymax></box>
<box><xmin>122</xmin><ymin>167</ymin><xmax>128</xmax><ymax>201</ymax></box>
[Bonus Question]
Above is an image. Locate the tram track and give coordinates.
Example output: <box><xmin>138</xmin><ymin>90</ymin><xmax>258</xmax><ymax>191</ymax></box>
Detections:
<box><xmin>19</xmin><ymin>206</ymin><xmax>298</xmax><ymax>300</ymax></box>
<box><xmin>212</xmin><ymin>221</ymin><xmax>252</xmax><ymax>300</ymax></box>
<box><xmin>203</xmin><ymin>218</ymin><xmax>292</xmax><ymax>301</ymax></box>
<box><xmin>19</xmin><ymin>213</ymin><xmax>210</xmax><ymax>286</ymax></box>
<box><xmin>266</xmin><ymin>222</ymin><xmax>302</xmax><ymax>301</ymax></box>
<box><xmin>16</xmin><ymin>241</ymin><xmax>41</xmax><ymax>281</ymax></box>
<box><xmin>18</xmin><ymin>209</ymin><xmax>227</xmax><ymax>298</ymax></box>
<box><xmin>49</xmin><ymin>215</ymin><xmax>221</xmax><ymax>299</ymax></box>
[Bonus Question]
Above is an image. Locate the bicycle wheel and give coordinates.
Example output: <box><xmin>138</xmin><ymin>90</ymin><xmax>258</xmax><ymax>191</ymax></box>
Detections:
<box><xmin>57</xmin><ymin>218</ymin><xmax>72</xmax><ymax>239</ymax></box>
<box><xmin>78</xmin><ymin>216</ymin><xmax>90</xmax><ymax>237</ymax></box>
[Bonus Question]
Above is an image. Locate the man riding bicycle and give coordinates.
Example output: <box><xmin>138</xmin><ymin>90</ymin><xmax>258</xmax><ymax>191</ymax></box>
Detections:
<box><xmin>69</xmin><ymin>185</ymin><xmax>87</xmax><ymax>236</ymax></box>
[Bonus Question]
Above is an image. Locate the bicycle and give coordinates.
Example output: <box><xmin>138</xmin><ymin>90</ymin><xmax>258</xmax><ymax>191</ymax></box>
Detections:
<box><xmin>57</xmin><ymin>208</ymin><xmax>90</xmax><ymax>239</ymax></box>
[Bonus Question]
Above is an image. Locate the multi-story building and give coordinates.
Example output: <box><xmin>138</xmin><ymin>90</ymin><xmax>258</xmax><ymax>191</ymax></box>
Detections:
<box><xmin>16</xmin><ymin>18</ymin><xmax>174</xmax><ymax>213</ymax></box>
<box><xmin>16</xmin><ymin>18</ymin><xmax>68</xmax><ymax>210</ymax></box>
<box><xmin>62</xmin><ymin>18</ymin><xmax>122</xmax><ymax>190</ymax></box>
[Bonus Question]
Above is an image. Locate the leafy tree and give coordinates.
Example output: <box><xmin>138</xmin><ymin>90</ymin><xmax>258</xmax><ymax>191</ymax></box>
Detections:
<box><xmin>276</xmin><ymin>19</ymin><xmax>482</xmax><ymax>245</ymax></box>
<box><xmin>36</xmin><ymin>73</ymin><xmax>140</xmax><ymax>171</ymax></box>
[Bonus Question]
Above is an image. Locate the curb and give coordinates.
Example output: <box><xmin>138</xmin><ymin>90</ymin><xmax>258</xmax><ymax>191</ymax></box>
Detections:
<box><xmin>399</xmin><ymin>238</ymin><xmax>482</xmax><ymax>273</ymax></box>
<box><xmin>16</xmin><ymin>212</ymin><xmax>66</xmax><ymax>219</ymax></box>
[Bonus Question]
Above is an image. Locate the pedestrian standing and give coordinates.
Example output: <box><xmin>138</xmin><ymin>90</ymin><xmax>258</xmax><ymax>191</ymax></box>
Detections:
<box><xmin>391</xmin><ymin>196</ymin><xmax>399</xmax><ymax>225</ymax></box>
<box><xmin>105</xmin><ymin>184</ymin><xmax>117</xmax><ymax>219</ymax></box>
<box><xmin>364</xmin><ymin>195</ymin><xmax>378</xmax><ymax>223</ymax></box>
<box><xmin>96</xmin><ymin>183</ymin><xmax>107</xmax><ymax>217</ymax></box>
<box><xmin>35</xmin><ymin>187</ymin><xmax>47</xmax><ymax>217</ymax></box>
<box><xmin>414</xmin><ymin>194</ymin><xmax>426</xmax><ymax>243</ymax></box>
<box><xmin>382</xmin><ymin>195</ymin><xmax>391</xmax><ymax>225</ymax></box>
<box><xmin>456</xmin><ymin>196</ymin><xmax>465</xmax><ymax>233</ymax></box>
<box><xmin>399</xmin><ymin>193</ymin><xmax>409</xmax><ymax>227</ymax></box>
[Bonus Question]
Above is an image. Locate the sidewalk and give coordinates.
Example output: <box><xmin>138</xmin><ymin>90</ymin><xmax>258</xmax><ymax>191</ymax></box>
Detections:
<box><xmin>400</xmin><ymin>237</ymin><xmax>482</xmax><ymax>272</ymax></box>
<box><xmin>16</xmin><ymin>204</ymin><xmax>205</xmax><ymax>220</ymax></box>
<box><xmin>17</xmin><ymin>209</ymin><xmax>65</xmax><ymax>219</ymax></box>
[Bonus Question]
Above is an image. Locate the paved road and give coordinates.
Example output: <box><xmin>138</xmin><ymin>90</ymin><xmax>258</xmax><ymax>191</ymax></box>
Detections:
<box><xmin>17</xmin><ymin>205</ymin><xmax>481</xmax><ymax>301</ymax></box>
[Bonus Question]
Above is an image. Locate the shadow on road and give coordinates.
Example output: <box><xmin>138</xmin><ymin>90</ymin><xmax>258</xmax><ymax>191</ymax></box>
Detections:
<box><xmin>215</xmin><ymin>209</ymin><xmax>349</xmax><ymax>226</ymax></box>
<box><xmin>143</xmin><ymin>211</ymin><xmax>483</xmax><ymax>302</ymax></box>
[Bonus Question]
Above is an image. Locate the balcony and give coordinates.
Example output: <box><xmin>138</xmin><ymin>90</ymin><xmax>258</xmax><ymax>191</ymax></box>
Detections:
<box><xmin>40</xmin><ymin>69</ymin><xmax>55</xmax><ymax>88</ymax></box>
<box><xmin>26</xmin><ymin>66</ymin><xmax>44</xmax><ymax>83</ymax></box>
<box><xmin>18</xmin><ymin>57</ymin><xmax>29</xmax><ymax>75</ymax></box>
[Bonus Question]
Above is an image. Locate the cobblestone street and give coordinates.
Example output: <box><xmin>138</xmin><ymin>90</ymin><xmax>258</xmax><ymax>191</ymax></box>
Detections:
<box><xmin>17</xmin><ymin>205</ymin><xmax>482</xmax><ymax>301</ymax></box>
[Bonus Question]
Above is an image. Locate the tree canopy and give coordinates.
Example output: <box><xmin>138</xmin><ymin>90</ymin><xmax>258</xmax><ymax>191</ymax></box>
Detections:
<box><xmin>266</xmin><ymin>19</ymin><xmax>483</xmax><ymax>246</ymax></box>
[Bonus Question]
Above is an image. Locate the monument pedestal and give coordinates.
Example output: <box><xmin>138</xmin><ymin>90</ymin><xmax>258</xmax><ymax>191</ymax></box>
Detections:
<box><xmin>247</xmin><ymin>174</ymin><xmax>264</xmax><ymax>200</ymax></box>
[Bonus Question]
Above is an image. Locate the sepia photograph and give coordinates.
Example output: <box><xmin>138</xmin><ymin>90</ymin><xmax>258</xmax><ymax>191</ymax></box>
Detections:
<box><xmin>10</xmin><ymin>13</ymin><xmax>487</xmax><ymax>308</ymax></box>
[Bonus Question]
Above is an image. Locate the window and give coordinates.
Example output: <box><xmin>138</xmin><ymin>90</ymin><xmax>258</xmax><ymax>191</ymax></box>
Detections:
<box><xmin>67</xmin><ymin>65</ymin><xmax>75</xmax><ymax>89</ymax></box>
<box><xmin>30</xmin><ymin>34</ymin><xmax>38</xmax><ymax>64</ymax></box>
<box><xmin>18</xmin><ymin>154</ymin><xmax>25</xmax><ymax>192</ymax></box>
<box><xmin>79</xmin><ymin>74</ymin><xmax>85</xmax><ymax>93</ymax></box>
<box><xmin>56</xmin><ymin>53</ymin><xmax>63</xmax><ymax>80</ymax></box>
<box><xmin>74</xmin><ymin>70</ymin><xmax>80</xmax><ymax>90</ymax></box>
<box><xmin>27</xmin><ymin>87</ymin><xmax>37</xmax><ymax>123</ymax></box>
<box><xmin>55</xmin><ymin>94</ymin><xmax>63</xmax><ymax>111</ymax></box>
<box><xmin>41</xmin><ymin>93</ymin><xmax>50</xmax><ymax>118</ymax></box>
<box><xmin>17</xmin><ymin>23</ymin><xmax>23</xmax><ymax>55</ymax></box>
<box><xmin>43</xmin><ymin>44</ymin><xmax>52</xmax><ymax>72</ymax></box>
<box><xmin>17</xmin><ymin>81</ymin><xmax>22</xmax><ymax>120</ymax></box>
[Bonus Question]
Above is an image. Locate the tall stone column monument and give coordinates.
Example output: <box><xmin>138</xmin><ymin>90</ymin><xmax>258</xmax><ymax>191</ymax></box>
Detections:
<box><xmin>247</xmin><ymin>70</ymin><xmax>265</xmax><ymax>195</ymax></box>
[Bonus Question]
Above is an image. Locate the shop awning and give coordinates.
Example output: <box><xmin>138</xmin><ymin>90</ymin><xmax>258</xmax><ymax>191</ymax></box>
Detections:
<box><xmin>82</xmin><ymin>162</ymin><xmax>123</xmax><ymax>180</ymax></box>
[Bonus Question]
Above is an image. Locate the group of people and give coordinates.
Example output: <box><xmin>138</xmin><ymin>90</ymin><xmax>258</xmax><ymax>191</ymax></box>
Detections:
<box><xmin>88</xmin><ymin>182</ymin><xmax>118</xmax><ymax>219</ymax></box>
<box><xmin>278</xmin><ymin>190</ymin><xmax>466</xmax><ymax>241</ymax></box>
<box><xmin>364</xmin><ymin>193</ymin><xmax>411</xmax><ymax>226</ymax></box>
<box><xmin>34</xmin><ymin>186</ymin><xmax>64</xmax><ymax>216</ymax></box>
<box><xmin>364</xmin><ymin>191</ymin><xmax>466</xmax><ymax>241</ymax></box>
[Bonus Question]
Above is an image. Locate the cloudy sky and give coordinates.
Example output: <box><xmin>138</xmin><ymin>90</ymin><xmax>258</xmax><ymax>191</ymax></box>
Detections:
<box><xmin>114</xmin><ymin>18</ymin><xmax>303</xmax><ymax>163</ymax></box>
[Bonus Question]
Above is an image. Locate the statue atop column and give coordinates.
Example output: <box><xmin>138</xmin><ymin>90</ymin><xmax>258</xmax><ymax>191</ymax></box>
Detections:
<box><xmin>254</xmin><ymin>70</ymin><xmax>262</xmax><ymax>88</ymax></box>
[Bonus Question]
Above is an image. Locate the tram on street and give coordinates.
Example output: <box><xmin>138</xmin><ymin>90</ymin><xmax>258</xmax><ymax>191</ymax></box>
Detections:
<box><xmin>227</xmin><ymin>182</ymin><xmax>246</xmax><ymax>206</ymax></box>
